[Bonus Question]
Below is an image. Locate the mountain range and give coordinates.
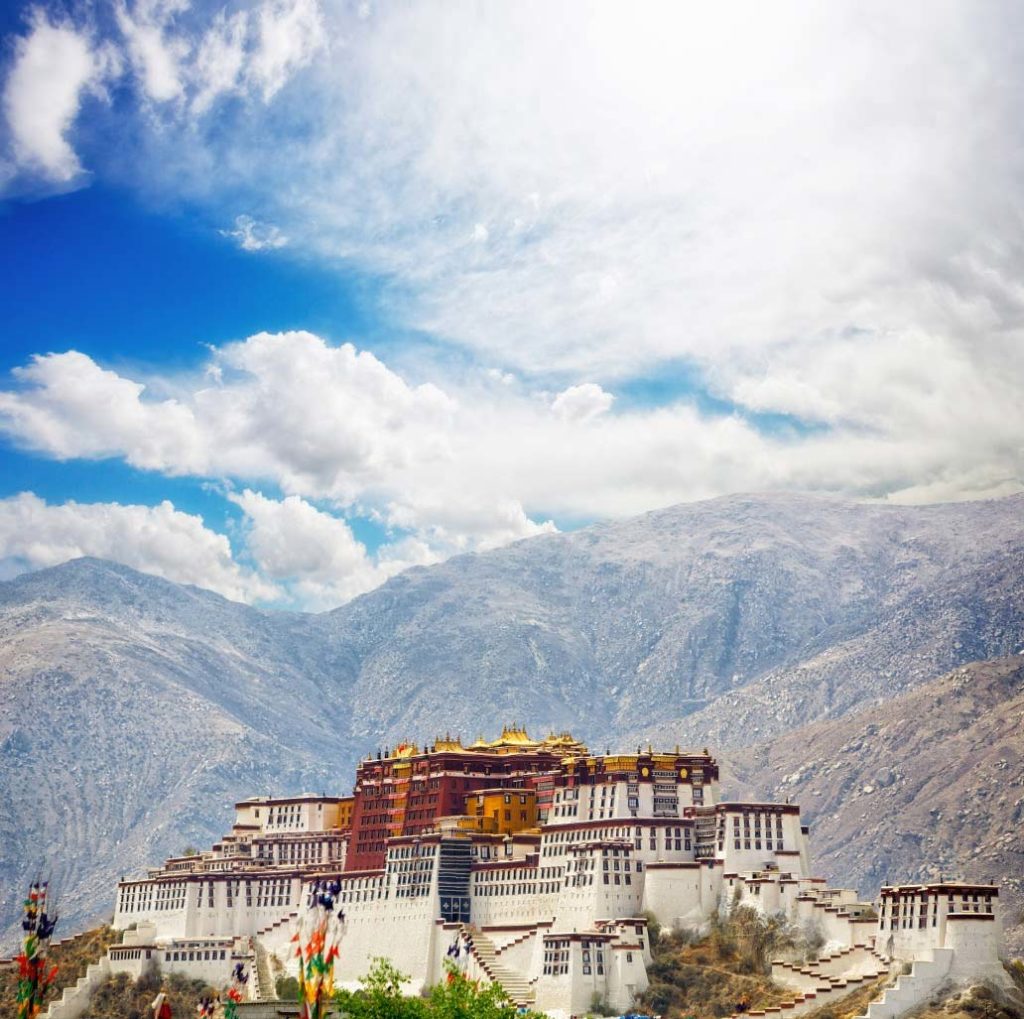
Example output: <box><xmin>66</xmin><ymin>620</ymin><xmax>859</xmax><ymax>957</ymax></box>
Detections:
<box><xmin>0</xmin><ymin>492</ymin><xmax>1022</xmax><ymax>952</ymax></box>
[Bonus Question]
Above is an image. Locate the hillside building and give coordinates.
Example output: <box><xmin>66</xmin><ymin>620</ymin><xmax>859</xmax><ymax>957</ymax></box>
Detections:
<box><xmin>96</xmin><ymin>728</ymin><xmax>1011</xmax><ymax>1019</ymax></box>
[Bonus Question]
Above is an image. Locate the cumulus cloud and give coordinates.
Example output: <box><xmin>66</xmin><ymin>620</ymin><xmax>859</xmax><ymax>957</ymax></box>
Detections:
<box><xmin>0</xmin><ymin>492</ymin><xmax>274</xmax><ymax>602</ymax></box>
<box><xmin>220</xmin><ymin>214</ymin><xmax>289</xmax><ymax>251</ymax></box>
<box><xmin>0</xmin><ymin>334</ymin><xmax>553</xmax><ymax>553</ymax></box>
<box><xmin>551</xmin><ymin>383</ymin><xmax>614</xmax><ymax>423</ymax></box>
<box><xmin>3</xmin><ymin>330</ymin><xmax>1019</xmax><ymax>552</ymax></box>
<box><xmin>0</xmin><ymin>350</ymin><xmax>205</xmax><ymax>470</ymax></box>
<box><xmin>230</xmin><ymin>488</ymin><xmax>436</xmax><ymax>609</ymax></box>
<box><xmin>2</xmin><ymin>9</ymin><xmax>117</xmax><ymax>183</ymax></box>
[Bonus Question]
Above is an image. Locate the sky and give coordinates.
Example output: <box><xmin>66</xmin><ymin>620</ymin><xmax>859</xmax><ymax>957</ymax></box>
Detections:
<box><xmin>0</xmin><ymin>1</ymin><xmax>1022</xmax><ymax>611</ymax></box>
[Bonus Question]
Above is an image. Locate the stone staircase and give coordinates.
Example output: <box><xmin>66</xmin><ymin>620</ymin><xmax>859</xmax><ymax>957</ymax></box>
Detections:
<box><xmin>256</xmin><ymin>910</ymin><xmax>298</xmax><ymax>940</ymax></box>
<box><xmin>253</xmin><ymin>938</ymin><xmax>276</xmax><ymax>1001</ymax></box>
<box><xmin>725</xmin><ymin>942</ymin><xmax>893</xmax><ymax>1019</ymax></box>
<box><xmin>464</xmin><ymin>928</ymin><xmax>535</xmax><ymax>1007</ymax></box>
<box><xmin>771</xmin><ymin>944</ymin><xmax>891</xmax><ymax>991</ymax></box>
<box><xmin>857</xmin><ymin>949</ymin><xmax>954</xmax><ymax>1019</ymax></box>
<box><xmin>493</xmin><ymin>928</ymin><xmax>534</xmax><ymax>959</ymax></box>
<box><xmin>42</xmin><ymin>957</ymin><xmax>111</xmax><ymax>1019</ymax></box>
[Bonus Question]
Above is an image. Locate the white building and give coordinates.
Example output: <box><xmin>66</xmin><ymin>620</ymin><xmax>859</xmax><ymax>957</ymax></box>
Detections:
<box><xmin>92</xmin><ymin>748</ymin><xmax>1012</xmax><ymax>1019</ymax></box>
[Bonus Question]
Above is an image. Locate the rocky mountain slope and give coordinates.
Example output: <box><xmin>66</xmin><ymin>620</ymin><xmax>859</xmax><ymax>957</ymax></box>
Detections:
<box><xmin>0</xmin><ymin>492</ymin><xmax>1022</xmax><ymax>950</ymax></box>
<box><xmin>728</xmin><ymin>655</ymin><xmax>1024</xmax><ymax>954</ymax></box>
<box><xmin>325</xmin><ymin>493</ymin><xmax>1024</xmax><ymax>747</ymax></box>
<box><xmin>0</xmin><ymin>560</ymin><xmax>357</xmax><ymax>950</ymax></box>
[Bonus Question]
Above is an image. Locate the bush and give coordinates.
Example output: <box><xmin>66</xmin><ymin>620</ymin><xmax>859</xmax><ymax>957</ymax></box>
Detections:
<box><xmin>636</xmin><ymin>909</ymin><xmax>794</xmax><ymax>1019</ymax></box>
<box><xmin>79</xmin><ymin>969</ymin><xmax>217</xmax><ymax>1019</ymax></box>
<box><xmin>277</xmin><ymin>975</ymin><xmax>300</xmax><ymax>1000</ymax></box>
<box><xmin>644</xmin><ymin>980</ymin><xmax>680</xmax><ymax>1014</ymax></box>
<box><xmin>135</xmin><ymin>968</ymin><xmax>161</xmax><ymax>995</ymax></box>
<box><xmin>1005</xmin><ymin>960</ymin><xmax>1024</xmax><ymax>996</ymax></box>
<box><xmin>800</xmin><ymin>921</ymin><xmax>826</xmax><ymax>962</ymax></box>
<box><xmin>643</xmin><ymin>910</ymin><xmax>663</xmax><ymax>946</ymax></box>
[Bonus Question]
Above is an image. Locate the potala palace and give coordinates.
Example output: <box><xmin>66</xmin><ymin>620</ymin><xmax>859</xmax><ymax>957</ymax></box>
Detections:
<box><xmin>46</xmin><ymin>727</ymin><xmax>1013</xmax><ymax>1018</ymax></box>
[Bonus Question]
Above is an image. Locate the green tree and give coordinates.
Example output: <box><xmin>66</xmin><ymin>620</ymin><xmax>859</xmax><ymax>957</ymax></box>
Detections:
<box><xmin>427</xmin><ymin>965</ymin><xmax>534</xmax><ymax>1019</ymax></box>
<box><xmin>334</xmin><ymin>957</ymin><xmax>426</xmax><ymax>1019</ymax></box>
<box><xmin>334</xmin><ymin>959</ymin><xmax>545</xmax><ymax>1019</ymax></box>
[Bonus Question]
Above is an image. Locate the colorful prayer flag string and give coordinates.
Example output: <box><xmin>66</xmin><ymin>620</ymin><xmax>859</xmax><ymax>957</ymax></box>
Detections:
<box><xmin>222</xmin><ymin>960</ymin><xmax>249</xmax><ymax>1019</ymax></box>
<box><xmin>292</xmin><ymin>879</ymin><xmax>346</xmax><ymax>1019</ymax></box>
<box><xmin>15</xmin><ymin>881</ymin><xmax>59</xmax><ymax>1019</ymax></box>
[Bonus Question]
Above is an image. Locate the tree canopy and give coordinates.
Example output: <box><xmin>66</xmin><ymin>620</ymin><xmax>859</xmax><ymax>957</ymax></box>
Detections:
<box><xmin>334</xmin><ymin>958</ymin><xmax>546</xmax><ymax>1019</ymax></box>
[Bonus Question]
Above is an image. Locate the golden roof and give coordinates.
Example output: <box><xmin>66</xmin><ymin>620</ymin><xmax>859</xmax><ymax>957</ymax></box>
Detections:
<box><xmin>379</xmin><ymin>726</ymin><xmax>588</xmax><ymax>759</ymax></box>
<box><xmin>434</xmin><ymin>734</ymin><xmax>466</xmax><ymax>753</ymax></box>
<box><xmin>492</xmin><ymin>724</ymin><xmax>540</xmax><ymax>747</ymax></box>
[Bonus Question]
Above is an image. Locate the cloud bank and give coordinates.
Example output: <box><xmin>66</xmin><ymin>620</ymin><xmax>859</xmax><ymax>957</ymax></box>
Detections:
<box><xmin>0</xmin><ymin>491</ymin><xmax>272</xmax><ymax>601</ymax></box>
<box><xmin>2</xmin><ymin>3</ymin><xmax>1023</xmax><ymax>606</ymax></box>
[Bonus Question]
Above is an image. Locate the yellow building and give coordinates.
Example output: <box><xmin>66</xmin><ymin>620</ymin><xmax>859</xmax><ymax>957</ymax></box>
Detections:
<box><xmin>464</xmin><ymin>787</ymin><xmax>538</xmax><ymax>835</ymax></box>
<box><xmin>337</xmin><ymin>795</ymin><xmax>355</xmax><ymax>832</ymax></box>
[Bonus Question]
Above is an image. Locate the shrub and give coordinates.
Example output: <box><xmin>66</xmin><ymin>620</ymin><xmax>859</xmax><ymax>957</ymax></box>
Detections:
<box><xmin>1005</xmin><ymin>960</ymin><xmax>1024</xmax><ymax>996</ymax></box>
<box><xmin>643</xmin><ymin>910</ymin><xmax>663</xmax><ymax>945</ymax></box>
<box><xmin>277</xmin><ymin>975</ymin><xmax>300</xmax><ymax>1000</ymax></box>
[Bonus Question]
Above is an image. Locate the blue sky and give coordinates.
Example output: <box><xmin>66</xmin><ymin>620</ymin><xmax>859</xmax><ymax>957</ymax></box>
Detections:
<box><xmin>0</xmin><ymin>1</ymin><xmax>1022</xmax><ymax>608</ymax></box>
<box><xmin>0</xmin><ymin>182</ymin><xmax>396</xmax><ymax>553</ymax></box>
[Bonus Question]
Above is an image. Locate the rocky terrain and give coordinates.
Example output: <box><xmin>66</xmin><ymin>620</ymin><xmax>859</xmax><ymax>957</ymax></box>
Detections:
<box><xmin>0</xmin><ymin>492</ymin><xmax>1022</xmax><ymax>950</ymax></box>
<box><xmin>325</xmin><ymin>492</ymin><xmax>1024</xmax><ymax>747</ymax></box>
<box><xmin>0</xmin><ymin>560</ymin><xmax>355</xmax><ymax>950</ymax></box>
<box><xmin>728</xmin><ymin>655</ymin><xmax>1024</xmax><ymax>954</ymax></box>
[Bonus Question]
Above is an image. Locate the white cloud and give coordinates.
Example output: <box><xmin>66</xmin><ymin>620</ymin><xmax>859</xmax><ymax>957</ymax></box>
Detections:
<box><xmin>230</xmin><ymin>488</ymin><xmax>436</xmax><ymax>609</ymax></box>
<box><xmin>1</xmin><ymin>326</ymin><xmax>1022</xmax><ymax>607</ymax></box>
<box><xmin>220</xmin><ymin>214</ymin><xmax>289</xmax><ymax>251</ymax></box>
<box><xmin>1</xmin><ymin>331</ymin><xmax>1021</xmax><ymax>563</ymax></box>
<box><xmin>114</xmin><ymin>0</ymin><xmax>190</xmax><ymax>103</ymax></box>
<box><xmin>247</xmin><ymin>0</ymin><xmax>325</xmax><ymax>101</ymax></box>
<box><xmin>551</xmin><ymin>383</ymin><xmax>614</xmax><ymax>423</ymax></box>
<box><xmin>0</xmin><ymin>492</ymin><xmax>274</xmax><ymax>602</ymax></box>
<box><xmin>2</xmin><ymin>5</ymin><xmax>1024</xmax><ymax>600</ymax></box>
<box><xmin>191</xmin><ymin>10</ymin><xmax>249</xmax><ymax>114</ymax></box>
<box><xmin>0</xmin><ymin>0</ymin><xmax>328</xmax><ymax>186</ymax></box>
<box><xmin>0</xmin><ymin>334</ymin><xmax>543</xmax><ymax>552</ymax></box>
<box><xmin>0</xmin><ymin>350</ymin><xmax>205</xmax><ymax>471</ymax></box>
<box><xmin>2</xmin><ymin>9</ymin><xmax>117</xmax><ymax>183</ymax></box>
<box><xmin>33</xmin><ymin>1</ymin><xmax>1016</xmax><ymax>505</ymax></box>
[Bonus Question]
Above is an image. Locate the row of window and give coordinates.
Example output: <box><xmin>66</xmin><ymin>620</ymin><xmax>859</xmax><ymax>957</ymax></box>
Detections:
<box><xmin>166</xmin><ymin>949</ymin><xmax>228</xmax><ymax>961</ymax></box>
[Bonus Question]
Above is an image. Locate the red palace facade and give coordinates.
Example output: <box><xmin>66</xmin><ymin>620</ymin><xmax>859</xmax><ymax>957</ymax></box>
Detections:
<box><xmin>344</xmin><ymin>728</ymin><xmax>587</xmax><ymax>872</ymax></box>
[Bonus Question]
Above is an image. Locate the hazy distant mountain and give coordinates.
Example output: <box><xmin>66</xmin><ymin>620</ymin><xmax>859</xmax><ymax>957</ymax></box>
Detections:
<box><xmin>1</xmin><ymin>492</ymin><xmax>1022</xmax><ymax>949</ymax></box>
<box><xmin>728</xmin><ymin>655</ymin><xmax>1024</xmax><ymax>954</ymax></box>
